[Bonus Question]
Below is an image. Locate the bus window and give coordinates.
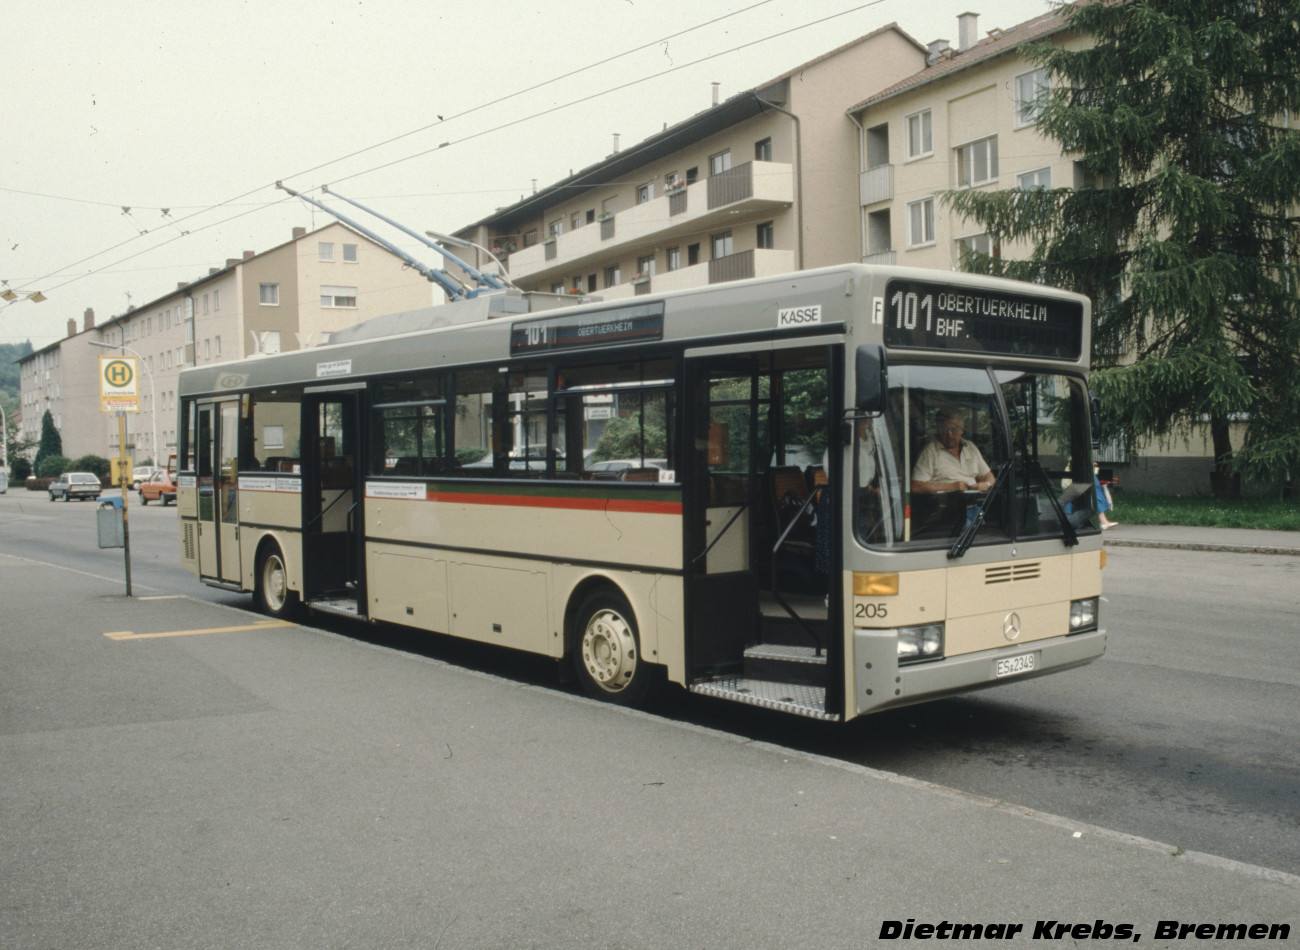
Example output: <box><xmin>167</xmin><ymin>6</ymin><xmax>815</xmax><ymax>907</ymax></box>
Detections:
<box><xmin>370</xmin><ymin>377</ymin><xmax>446</xmax><ymax>476</ymax></box>
<box><xmin>449</xmin><ymin>367</ymin><xmax>504</xmax><ymax>475</ymax></box>
<box><xmin>554</xmin><ymin>357</ymin><xmax>676</xmax><ymax>480</ymax></box>
<box><xmin>245</xmin><ymin>389</ymin><xmax>302</xmax><ymax>472</ymax></box>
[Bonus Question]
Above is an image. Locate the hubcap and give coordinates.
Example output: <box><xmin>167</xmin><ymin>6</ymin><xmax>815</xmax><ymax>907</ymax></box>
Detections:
<box><xmin>262</xmin><ymin>555</ymin><xmax>287</xmax><ymax>612</ymax></box>
<box><xmin>581</xmin><ymin>608</ymin><xmax>637</xmax><ymax>693</ymax></box>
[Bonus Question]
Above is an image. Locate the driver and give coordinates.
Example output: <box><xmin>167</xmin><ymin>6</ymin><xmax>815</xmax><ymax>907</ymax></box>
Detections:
<box><xmin>911</xmin><ymin>406</ymin><xmax>995</xmax><ymax>494</ymax></box>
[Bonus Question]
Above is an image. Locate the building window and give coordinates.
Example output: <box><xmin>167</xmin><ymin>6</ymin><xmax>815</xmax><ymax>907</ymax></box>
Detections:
<box><xmin>956</xmin><ymin>136</ymin><xmax>999</xmax><ymax>187</ymax></box>
<box><xmin>636</xmin><ymin>183</ymin><xmax>652</xmax><ymax>204</ymax></box>
<box><xmin>213</xmin><ymin>290</ymin><xmax>220</xmax><ymax>310</ymax></box>
<box><xmin>666</xmin><ymin>247</ymin><xmax>681</xmax><ymax>271</ymax></box>
<box><xmin>319</xmin><ymin>242</ymin><xmax>334</xmax><ymax>262</ymax></box>
<box><xmin>203</xmin><ymin>294</ymin><xmax>209</xmax><ymax>315</ymax></box>
<box><xmin>905</xmin><ymin>109</ymin><xmax>932</xmax><ymax>159</ymax></box>
<box><xmin>204</xmin><ymin>339</ymin><xmax>211</xmax><ymax>359</ymax></box>
<box><xmin>636</xmin><ymin>254</ymin><xmax>656</xmax><ymax>278</ymax></box>
<box><xmin>1018</xmin><ymin>167</ymin><xmax>1052</xmax><ymax>190</ymax></box>
<box><xmin>259</xmin><ymin>283</ymin><xmax>280</xmax><ymax>306</ymax></box>
<box><xmin>320</xmin><ymin>285</ymin><xmax>358</xmax><ymax>308</ymax></box>
<box><xmin>551</xmin><ymin>281</ymin><xmax>565</xmax><ymax>294</ymax></box>
<box><xmin>548</xmin><ymin>219</ymin><xmax>563</xmax><ymax>239</ymax></box>
<box><xmin>709</xmin><ymin>150</ymin><xmax>732</xmax><ymax>176</ymax></box>
<box><xmin>571</xmin><ymin>212</ymin><xmax>581</xmax><ymax>231</ymax></box>
<box><xmin>603</xmin><ymin>265</ymin><xmax>621</xmax><ymax>288</ymax></box>
<box><xmin>1015</xmin><ymin>68</ymin><xmax>1050</xmax><ymax>128</ymax></box>
<box><xmin>756</xmin><ymin>221</ymin><xmax>775</xmax><ymax>249</ymax></box>
<box><xmin>585</xmin><ymin>209</ymin><xmax>596</xmax><ymax>224</ymax></box>
<box><xmin>956</xmin><ymin>233</ymin><xmax>999</xmax><ymax>269</ymax></box>
<box><xmin>755</xmin><ymin>138</ymin><xmax>772</xmax><ymax>162</ymax></box>
<box><xmin>907</xmin><ymin>197</ymin><xmax>935</xmax><ymax>247</ymax></box>
<box><xmin>711</xmin><ymin>231</ymin><xmax>733</xmax><ymax>259</ymax></box>
<box><xmin>523</xmin><ymin>229</ymin><xmax>539</xmax><ymax>248</ymax></box>
<box><xmin>342</xmin><ymin>243</ymin><xmax>357</xmax><ymax>262</ymax></box>
<box><xmin>215</xmin><ymin>336</ymin><xmax>221</xmax><ymax>356</ymax></box>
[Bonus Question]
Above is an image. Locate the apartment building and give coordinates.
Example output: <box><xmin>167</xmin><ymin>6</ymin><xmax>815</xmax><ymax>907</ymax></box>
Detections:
<box><xmin>19</xmin><ymin>222</ymin><xmax>432</xmax><ymax>465</ymax></box>
<box><xmin>449</xmin><ymin>25</ymin><xmax>928</xmax><ymax>299</ymax></box>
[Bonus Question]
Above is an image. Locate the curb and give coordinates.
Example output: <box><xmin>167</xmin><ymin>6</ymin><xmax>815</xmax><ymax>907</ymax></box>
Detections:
<box><xmin>1104</xmin><ymin>538</ymin><xmax>1300</xmax><ymax>557</ymax></box>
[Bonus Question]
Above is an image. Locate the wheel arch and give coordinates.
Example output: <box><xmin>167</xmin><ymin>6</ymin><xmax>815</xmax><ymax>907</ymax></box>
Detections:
<box><xmin>247</xmin><ymin>530</ymin><xmax>303</xmax><ymax>598</ymax></box>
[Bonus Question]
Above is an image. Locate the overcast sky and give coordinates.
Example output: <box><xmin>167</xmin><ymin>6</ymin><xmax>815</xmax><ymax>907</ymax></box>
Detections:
<box><xmin>2</xmin><ymin>0</ymin><xmax>1052</xmax><ymax>351</ymax></box>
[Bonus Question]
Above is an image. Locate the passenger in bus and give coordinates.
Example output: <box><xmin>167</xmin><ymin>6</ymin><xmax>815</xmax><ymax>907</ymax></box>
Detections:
<box><xmin>910</xmin><ymin>407</ymin><xmax>995</xmax><ymax>494</ymax></box>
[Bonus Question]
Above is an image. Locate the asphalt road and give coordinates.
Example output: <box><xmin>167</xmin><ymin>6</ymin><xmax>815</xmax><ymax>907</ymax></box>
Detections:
<box><xmin>4</xmin><ymin>487</ymin><xmax>1298</xmax><ymax>879</ymax></box>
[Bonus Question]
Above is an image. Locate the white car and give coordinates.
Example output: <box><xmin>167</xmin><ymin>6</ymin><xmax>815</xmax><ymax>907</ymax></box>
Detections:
<box><xmin>130</xmin><ymin>465</ymin><xmax>159</xmax><ymax>489</ymax></box>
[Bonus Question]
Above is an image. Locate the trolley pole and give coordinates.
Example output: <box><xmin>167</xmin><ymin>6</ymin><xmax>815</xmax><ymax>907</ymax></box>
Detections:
<box><xmin>117</xmin><ymin>412</ymin><xmax>133</xmax><ymax>597</ymax></box>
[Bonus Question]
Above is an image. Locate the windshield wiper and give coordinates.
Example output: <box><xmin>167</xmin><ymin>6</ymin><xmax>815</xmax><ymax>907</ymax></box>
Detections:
<box><xmin>1028</xmin><ymin>457</ymin><xmax>1079</xmax><ymax>548</ymax></box>
<box><xmin>948</xmin><ymin>459</ymin><xmax>1013</xmax><ymax>559</ymax></box>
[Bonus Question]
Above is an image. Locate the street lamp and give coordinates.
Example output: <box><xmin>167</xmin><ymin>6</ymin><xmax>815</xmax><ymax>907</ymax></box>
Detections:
<box><xmin>425</xmin><ymin>230</ymin><xmax>522</xmax><ymax>291</ymax></box>
<box><xmin>88</xmin><ymin>340</ymin><xmax>158</xmax><ymax>468</ymax></box>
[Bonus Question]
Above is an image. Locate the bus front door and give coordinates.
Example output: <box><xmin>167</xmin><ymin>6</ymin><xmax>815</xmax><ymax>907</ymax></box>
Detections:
<box><xmin>196</xmin><ymin>400</ymin><xmax>241</xmax><ymax>586</ymax></box>
<box><xmin>684</xmin><ymin>361</ymin><xmax>762</xmax><ymax>677</ymax></box>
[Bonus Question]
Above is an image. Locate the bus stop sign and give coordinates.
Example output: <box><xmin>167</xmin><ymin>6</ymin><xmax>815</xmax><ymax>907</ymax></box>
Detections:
<box><xmin>100</xmin><ymin>356</ymin><xmax>140</xmax><ymax>413</ymax></box>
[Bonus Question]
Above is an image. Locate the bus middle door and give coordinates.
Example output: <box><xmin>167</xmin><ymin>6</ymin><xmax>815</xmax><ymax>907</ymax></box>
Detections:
<box><xmin>196</xmin><ymin>400</ymin><xmax>242</xmax><ymax>586</ymax></box>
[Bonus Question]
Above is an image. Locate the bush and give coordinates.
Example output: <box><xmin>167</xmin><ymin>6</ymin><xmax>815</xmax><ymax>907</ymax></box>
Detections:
<box><xmin>36</xmin><ymin>455</ymin><xmax>70</xmax><ymax>478</ymax></box>
<box><xmin>70</xmin><ymin>455</ymin><xmax>111</xmax><ymax>482</ymax></box>
<box><xmin>9</xmin><ymin>457</ymin><xmax>31</xmax><ymax>480</ymax></box>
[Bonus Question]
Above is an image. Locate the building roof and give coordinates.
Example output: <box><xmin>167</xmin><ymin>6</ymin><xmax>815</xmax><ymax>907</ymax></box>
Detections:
<box><xmin>847</xmin><ymin>8</ymin><xmax>1071</xmax><ymax>114</ymax></box>
<box><xmin>461</xmin><ymin>24</ymin><xmax>925</xmax><ymax>232</ymax></box>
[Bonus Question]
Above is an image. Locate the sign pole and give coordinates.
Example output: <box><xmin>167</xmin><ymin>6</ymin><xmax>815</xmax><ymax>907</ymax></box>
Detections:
<box><xmin>118</xmin><ymin>412</ymin><xmax>133</xmax><ymax>597</ymax></box>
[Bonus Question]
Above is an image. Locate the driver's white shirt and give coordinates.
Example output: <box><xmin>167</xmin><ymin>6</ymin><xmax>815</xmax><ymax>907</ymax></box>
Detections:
<box><xmin>912</xmin><ymin>438</ymin><xmax>990</xmax><ymax>486</ymax></box>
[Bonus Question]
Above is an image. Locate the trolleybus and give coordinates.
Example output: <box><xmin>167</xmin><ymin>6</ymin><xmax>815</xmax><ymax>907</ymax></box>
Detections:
<box><xmin>176</xmin><ymin>264</ymin><xmax>1106</xmax><ymax>721</ymax></box>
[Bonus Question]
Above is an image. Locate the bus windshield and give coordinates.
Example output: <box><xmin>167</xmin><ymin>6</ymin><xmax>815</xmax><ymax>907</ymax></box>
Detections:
<box><xmin>854</xmin><ymin>364</ymin><xmax>1097</xmax><ymax>550</ymax></box>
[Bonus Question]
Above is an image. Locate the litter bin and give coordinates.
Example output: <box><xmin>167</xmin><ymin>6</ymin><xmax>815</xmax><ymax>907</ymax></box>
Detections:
<box><xmin>97</xmin><ymin>500</ymin><xmax>125</xmax><ymax>548</ymax></box>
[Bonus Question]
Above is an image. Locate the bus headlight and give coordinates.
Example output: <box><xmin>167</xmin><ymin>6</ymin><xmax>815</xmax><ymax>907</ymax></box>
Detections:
<box><xmin>896</xmin><ymin>623</ymin><xmax>944</xmax><ymax>664</ymax></box>
<box><xmin>1069</xmin><ymin>597</ymin><xmax>1099</xmax><ymax>633</ymax></box>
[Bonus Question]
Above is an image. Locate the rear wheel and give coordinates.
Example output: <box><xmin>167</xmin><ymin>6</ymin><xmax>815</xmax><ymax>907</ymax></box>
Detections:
<box><xmin>255</xmin><ymin>545</ymin><xmax>299</xmax><ymax>620</ymax></box>
<box><xmin>571</xmin><ymin>590</ymin><xmax>652</xmax><ymax>706</ymax></box>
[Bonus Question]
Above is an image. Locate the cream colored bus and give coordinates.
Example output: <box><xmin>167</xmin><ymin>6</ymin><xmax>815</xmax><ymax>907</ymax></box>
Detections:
<box><xmin>176</xmin><ymin>264</ymin><xmax>1105</xmax><ymax>721</ymax></box>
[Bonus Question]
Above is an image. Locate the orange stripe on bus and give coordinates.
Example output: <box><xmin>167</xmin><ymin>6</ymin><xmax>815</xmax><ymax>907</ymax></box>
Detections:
<box><xmin>424</xmin><ymin>490</ymin><xmax>680</xmax><ymax>515</ymax></box>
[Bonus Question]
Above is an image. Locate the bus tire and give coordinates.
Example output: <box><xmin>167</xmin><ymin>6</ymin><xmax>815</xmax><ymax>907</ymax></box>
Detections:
<box><xmin>255</xmin><ymin>544</ymin><xmax>299</xmax><ymax>620</ymax></box>
<box><xmin>571</xmin><ymin>589</ymin><xmax>651</xmax><ymax>706</ymax></box>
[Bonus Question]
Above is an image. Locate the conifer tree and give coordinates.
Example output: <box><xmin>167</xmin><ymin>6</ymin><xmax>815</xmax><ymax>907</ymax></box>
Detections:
<box><xmin>33</xmin><ymin>410</ymin><xmax>63</xmax><ymax>477</ymax></box>
<box><xmin>946</xmin><ymin>0</ymin><xmax>1300</xmax><ymax>496</ymax></box>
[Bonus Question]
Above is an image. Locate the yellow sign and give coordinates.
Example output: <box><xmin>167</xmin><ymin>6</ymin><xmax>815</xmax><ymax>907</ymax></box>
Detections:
<box><xmin>110</xmin><ymin>458</ymin><xmax>133</xmax><ymax>484</ymax></box>
<box><xmin>100</xmin><ymin>356</ymin><xmax>140</xmax><ymax>412</ymax></box>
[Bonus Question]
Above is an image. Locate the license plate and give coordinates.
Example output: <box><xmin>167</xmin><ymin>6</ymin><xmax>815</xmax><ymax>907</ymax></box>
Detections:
<box><xmin>995</xmin><ymin>653</ymin><xmax>1037</xmax><ymax>678</ymax></box>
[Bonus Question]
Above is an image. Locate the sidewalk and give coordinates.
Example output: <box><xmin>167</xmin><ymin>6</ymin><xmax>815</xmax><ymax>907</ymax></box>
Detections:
<box><xmin>1102</xmin><ymin>523</ymin><xmax>1300</xmax><ymax>556</ymax></box>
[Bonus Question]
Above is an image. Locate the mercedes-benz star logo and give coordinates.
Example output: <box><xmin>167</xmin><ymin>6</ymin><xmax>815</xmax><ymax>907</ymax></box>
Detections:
<box><xmin>1003</xmin><ymin>611</ymin><xmax>1023</xmax><ymax>641</ymax></box>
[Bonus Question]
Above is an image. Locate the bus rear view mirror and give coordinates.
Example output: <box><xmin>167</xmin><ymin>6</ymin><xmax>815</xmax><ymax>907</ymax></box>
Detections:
<box><xmin>855</xmin><ymin>345</ymin><xmax>888</xmax><ymax>413</ymax></box>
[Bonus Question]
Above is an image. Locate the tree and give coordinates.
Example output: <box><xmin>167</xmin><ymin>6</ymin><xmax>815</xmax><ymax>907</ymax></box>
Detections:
<box><xmin>33</xmin><ymin>410</ymin><xmax>63</xmax><ymax>477</ymax></box>
<box><xmin>946</xmin><ymin>0</ymin><xmax>1300</xmax><ymax>497</ymax></box>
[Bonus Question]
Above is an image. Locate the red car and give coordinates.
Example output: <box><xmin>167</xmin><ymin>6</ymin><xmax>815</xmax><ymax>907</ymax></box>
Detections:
<box><xmin>138</xmin><ymin>469</ymin><xmax>177</xmax><ymax>506</ymax></box>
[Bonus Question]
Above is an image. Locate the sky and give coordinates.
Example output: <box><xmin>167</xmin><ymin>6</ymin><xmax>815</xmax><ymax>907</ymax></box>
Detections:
<box><xmin>1</xmin><ymin>0</ymin><xmax>1054</xmax><ymax>352</ymax></box>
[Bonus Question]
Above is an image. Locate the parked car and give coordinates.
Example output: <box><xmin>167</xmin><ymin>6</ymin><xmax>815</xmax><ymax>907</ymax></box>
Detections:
<box><xmin>138</xmin><ymin>469</ymin><xmax>178</xmax><ymax>506</ymax></box>
<box><xmin>586</xmin><ymin>459</ymin><xmax>668</xmax><ymax>480</ymax></box>
<box><xmin>48</xmin><ymin>472</ymin><xmax>103</xmax><ymax>502</ymax></box>
<box><xmin>130</xmin><ymin>465</ymin><xmax>159</xmax><ymax>490</ymax></box>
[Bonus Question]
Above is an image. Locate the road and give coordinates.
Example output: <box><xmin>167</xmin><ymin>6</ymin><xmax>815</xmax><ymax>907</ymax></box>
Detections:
<box><xmin>4</xmin><ymin>487</ymin><xmax>1298</xmax><ymax>877</ymax></box>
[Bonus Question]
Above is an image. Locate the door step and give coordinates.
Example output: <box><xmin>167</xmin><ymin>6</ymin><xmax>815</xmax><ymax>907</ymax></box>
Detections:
<box><xmin>307</xmin><ymin>595</ymin><xmax>362</xmax><ymax>619</ymax></box>
<box><xmin>690</xmin><ymin>677</ymin><xmax>839</xmax><ymax>721</ymax></box>
<box><xmin>743</xmin><ymin>643</ymin><xmax>826</xmax><ymax>686</ymax></box>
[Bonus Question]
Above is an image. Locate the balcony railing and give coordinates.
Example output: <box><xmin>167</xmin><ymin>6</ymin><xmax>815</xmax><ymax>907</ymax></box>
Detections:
<box><xmin>501</xmin><ymin>161</ymin><xmax>793</xmax><ymax>284</ymax></box>
<box><xmin>860</xmin><ymin>164</ymin><xmax>894</xmax><ymax>205</ymax></box>
<box><xmin>708</xmin><ymin>250</ymin><xmax>754</xmax><ymax>284</ymax></box>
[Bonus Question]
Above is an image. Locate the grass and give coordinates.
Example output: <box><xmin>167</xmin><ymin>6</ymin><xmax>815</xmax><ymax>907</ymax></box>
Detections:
<box><xmin>1110</xmin><ymin>492</ymin><xmax>1300</xmax><ymax>531</ymax></box>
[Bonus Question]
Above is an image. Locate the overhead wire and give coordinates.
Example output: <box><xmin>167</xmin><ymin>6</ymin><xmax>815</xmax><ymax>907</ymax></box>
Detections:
<box><xmin>4</xmin><ymin>0</ymin><xmax>886</xmax><ymax>316</ymax></box>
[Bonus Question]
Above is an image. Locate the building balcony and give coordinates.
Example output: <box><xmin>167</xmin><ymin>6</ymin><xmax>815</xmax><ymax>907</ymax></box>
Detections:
<box><xmin>578</xmin><ymin>249</ymin><xmax>797</xmax><ymax>301</ymax></box>
<box><xmin>860</xmin><ymin>164</ymin><xmax>894</xmax><ymax>205</ymax></box>
<box><xmin>505</xmin><ymin>161</ymin><xmax>794</xmax><ymax>285</ymax></box>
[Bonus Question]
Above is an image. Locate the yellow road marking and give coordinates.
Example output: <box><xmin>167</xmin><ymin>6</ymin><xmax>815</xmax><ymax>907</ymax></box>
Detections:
<box><xmin>104</xmin><ymin>620</ymin><xmax>293</xmax><ymax>640</ymax></box>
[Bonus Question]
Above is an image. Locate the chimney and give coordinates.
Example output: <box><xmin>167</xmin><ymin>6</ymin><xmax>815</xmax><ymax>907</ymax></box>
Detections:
<box><xmin>958</xmin><ymin>11</ymin><xmax>979</xmax><ymax>51</ymax></box>
<box><xmin>712</xmin><ymin>82</ymin><xmax>721</xmax><ymax>106</ymax></box>
<box><xmin>210</xmin><ymin>268</ymin><xmax>220</xmax><ymax>275</ymax></box>
<box><xmin>292</xmin><ymin>226</ymin><xmax>306</xmax><ymax>239</ymax></box>
<box><xmin>226</xmin><ymin>258</ymin><xmax>240</xmax><ymax>269</ymax></box>
<box><xmin>177</xmin><ymin>282</ymin><xmax>188</xmax><ymax>290</ymax></box>
<box><xmin>927</xmin><ymin>39</ymin><xmax>952</xmax><ymax>65</ymax></box>
<box><xmin>83</xmin><ymin>307</ymin><xmax>95</xmax><ymax>331</ymax></box>
<box><xmin>68</xmin><ymin>318</ymin><xmax>77</xmax><ymax>338</ymax></box>
<box><xmin>243</xmin><ymin>250</ymin><xmax>254</xmax><ymax>259</ymax></box>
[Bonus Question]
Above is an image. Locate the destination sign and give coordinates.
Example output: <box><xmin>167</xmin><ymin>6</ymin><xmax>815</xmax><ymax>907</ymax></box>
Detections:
<box><xmin>879</xmin><ymin>279</ymin><xmax>1084</xmax><ymax>360</ymax></box>
<box><xmin>511</xmin><ymin>302</ymin><xmax>665</xmax><ymax>356</ymax></box>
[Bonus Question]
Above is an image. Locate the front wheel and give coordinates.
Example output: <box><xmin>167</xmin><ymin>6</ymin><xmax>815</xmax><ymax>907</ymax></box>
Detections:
<box><xmin>138</xmin><ymin>492</ymin><xmax>148</xmax><ymax>505</ymax></box>
<box><xmin>571</xmin><ymin>590</ymin><xmax>653</xmax><ymax>706</ymax></box>
<box><xmin>255</xmin><ymin>545</ymin><xmax>299</xmax><ymax>620</ymax></box>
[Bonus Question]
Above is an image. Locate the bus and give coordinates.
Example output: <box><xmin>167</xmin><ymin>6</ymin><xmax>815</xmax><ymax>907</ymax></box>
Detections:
<box><xmin>176</xmin><ymin>264</ymin><xmax>1105</xmax><ymax>721</ymax></box>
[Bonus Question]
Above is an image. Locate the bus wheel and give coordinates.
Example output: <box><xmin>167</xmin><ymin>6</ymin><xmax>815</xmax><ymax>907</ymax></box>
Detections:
<box><xmin>255</xmin><ymin>546</ymin><xmax>298</xmax><ymax>620</ymax></box>
<box><xmin>572</xmin><ymin>591</ymin><xmax>650</xmax><ymax>705</ymax></box>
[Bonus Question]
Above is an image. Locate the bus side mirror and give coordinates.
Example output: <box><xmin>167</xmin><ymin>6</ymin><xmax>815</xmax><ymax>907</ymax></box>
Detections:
<box><xmin>855</xmin><ymin>345</ymin><xmax>888</xmax><ymax>413</ymax></box>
